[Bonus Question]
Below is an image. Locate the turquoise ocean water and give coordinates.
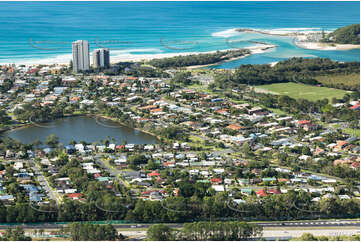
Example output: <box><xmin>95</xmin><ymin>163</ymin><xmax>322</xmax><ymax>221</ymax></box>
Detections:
<box><xmin>0</xmin><ymin>1</ymin><xmax>359</xmax><ymax>68</ymax></box>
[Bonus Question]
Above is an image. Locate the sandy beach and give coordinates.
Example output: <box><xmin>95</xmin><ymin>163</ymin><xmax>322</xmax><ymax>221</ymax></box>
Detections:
<box><xmin>10</xmin><ymin>43</ymin><xmax>276</xmax><ymax>67</ymax></box>
<box><xmin>293</xmin><ymin>41</ymin><xmax>360</xmax><ymax>51</ymax></box>
<box><xmin>236</xmin><ymin>28</ymin><xmax>328</xmax><ymax>37</ymax></box>
<box><xmin>237</xmin><ymin>28</ymin><xmax>360</xmax><ymax>51</ymax></box>
<box><xmin>109</xmin><ymin>44</ymin><xmax>276</xmax><ymax>64</ymax></box>
<box><xmin>185</xmin><ymin>44</ymin><xmax>276</xmax><ymax>69</ymax></box>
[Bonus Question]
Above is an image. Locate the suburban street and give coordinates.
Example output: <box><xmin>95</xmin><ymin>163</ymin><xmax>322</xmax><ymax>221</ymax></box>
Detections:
<box><xmin>29</xmin><ymin>159</ymin><xmax>61</xmax><ymax>205</ymax></box>
<box><xmin>94</xmin><ymin>154</ymin><xmax>129</xmax><ymax>187</ymax></box>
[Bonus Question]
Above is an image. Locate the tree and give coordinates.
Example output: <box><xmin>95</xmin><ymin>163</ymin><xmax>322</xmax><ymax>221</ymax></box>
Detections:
<box><xmin>127</xmin><ymin>154</ymin><xmax>148</xmax><ymax>170</ymax></box>
<box><xmin>147</xmin><ymin>224</ymin><xmax>174</xmax><ymax>241</ymax></box>
<box><xmin>45</xmin><ymin>134</ymin><xmax>59</xmax><ymax>148</ymax></box>
<box><xmin>178</xmin><ymin>181</ymin><xmax>195</xmax><ymax>198</ymax></box>
<box><xmin>146</xmin><ymin>160</ymin><xmax>160</xmax><ymax>170</ymax></box>
<box><xmin>32</xmin><ymin>139</ymin><xmax>43</xmax><ymax>149</ymax></box>
<box><xmin>172</xmin><ymin>71</ymin><xmax>192</xmax><ymax>85</ymax></box>
<box><xmin>326</xmin><ymin>24</ymin><xmax>360</xmax><ymax>44</ymax></box>
<box><xmin>69</xmin><ymin>223</ymin><xmax>123</xmax><ymax>241</ymax></box>
<box><xmin>297</xmin><ymin>233</ymin><xmax>318</xmax><ymax>241</ymax></box>
<box><xmin>301</xmin><ymin>146</ymin><xmax>311</xmax><ymax>155</ymax></box>
<box><xmin>182</xmin><ymin>221</ymin><xmax>262</xmax><ymax>240</ymax></box>
<box><xmin>241</xmin><ymin>142</ymin><xmax>251</xmax><ymax>157</ymax></box>
<box><xmin>0</xmin><ymin>110</ymin><xmax>11</xmax><ymax>125</ymax></box>
<box><xmin>2</xmin><ymin>227</ymin><xmax>31</xmax><ymax>241</ymax></box>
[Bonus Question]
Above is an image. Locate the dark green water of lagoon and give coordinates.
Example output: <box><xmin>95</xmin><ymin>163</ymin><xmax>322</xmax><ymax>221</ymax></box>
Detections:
<box><xmin>6</xmin><ymin>116</ymin><xmax>158</xmax><ymax>145</ymax></box>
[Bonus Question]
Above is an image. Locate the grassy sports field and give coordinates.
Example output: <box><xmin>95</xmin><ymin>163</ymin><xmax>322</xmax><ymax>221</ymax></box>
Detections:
<box><xmin>255</xmin><ymin>82</ymin><xmax>348</xmax><ymax>102</ymax></box>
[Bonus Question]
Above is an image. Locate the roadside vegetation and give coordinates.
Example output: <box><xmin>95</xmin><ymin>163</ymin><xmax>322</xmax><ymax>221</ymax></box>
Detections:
<box><xmin>147</xmin><ymin>221</ymin><xmax>262</xmax><ymax>241</ymax></box>
<box><xmin>68</xmin><ymin>223</ymin><xmax>124</xmax><ymax>241</ymax></box>
<box><xmin>0</xmin><ymin>227</ymin><xmax>31</xmax><ymax>241</ymax></box>
<box><xmin>292</xmin><ymin>232</ymin><xmax>360</xmax><ymax>241</ymax></box>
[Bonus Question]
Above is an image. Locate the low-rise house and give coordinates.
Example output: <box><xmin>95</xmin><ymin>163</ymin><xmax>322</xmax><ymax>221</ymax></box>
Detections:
<box><xmin>299</xmin><ymin>155</ymin><xmax>311</xmax><ymax>161</ymax></box>
<box><xmin>211</xmin><ymin>185</ymin><xmax>225</xmax><ymax>192</ymax></box>
<box><xmin>256</xmin><ymin>189</ymin><xmax>268</xmax><ymax>197</ymax></box>
<box><xmin>66</xmin><ymin>193</ymin><xmax>83</xmax><ymax>200</ymax></box>
<box><xmin>14</xmin><ymin>161</ymin><xmax>23</xmax><ymax>170</ymax></box>
<box><xmin>210</xmin><ymin>178</ymin><xmax>222</xmax><ymax>184</ymax></box>
<box><xmin>0</xmin><ymin>195</ymin><xmax>15</xmax><ymax>203</ymax></box>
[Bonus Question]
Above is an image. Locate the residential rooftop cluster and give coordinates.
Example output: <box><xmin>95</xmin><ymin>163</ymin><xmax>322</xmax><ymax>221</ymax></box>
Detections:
<box><xmin>0</xmin><ymin>62</ymin><xmax>359</xmax><ymax>224</ymax></box>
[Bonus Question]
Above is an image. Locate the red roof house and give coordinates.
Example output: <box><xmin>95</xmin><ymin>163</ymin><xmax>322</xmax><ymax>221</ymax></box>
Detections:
<box><xmin>297</xmin><ymin>120</ymin><xmax>311</xmax><ymax>127</ymax></box>
<box><xmin>66</xmin><ymin>193</ymin><xmax>83</xmax><ymax>200</ymax></box>
<box><xmin>210</xmin><ymin>178</ymin><xmax>222</xmax><ymax>184</ymax></box>
<box><xmin>349</xmin><ymin>104</ymin><xmax>360</xmax><ymax>110</ymax></box>
<box><xmin>256</xmin><ymin>190</ymin><xmax>268</xmax><ymax>197</ymax></box>
<box><xmin>267</xmin><ymin>189</ymin><xmax>281</xmax><ymax>194</ymax></box>
<box><xmin>351</xmin><ymin>162</ymin><xmax>360</xmax><ymax>169</ymax></box>
<box><xmin>148</xmin><ymin>171</ymin><xmax>160</xmax><ymax>177</ymax></box>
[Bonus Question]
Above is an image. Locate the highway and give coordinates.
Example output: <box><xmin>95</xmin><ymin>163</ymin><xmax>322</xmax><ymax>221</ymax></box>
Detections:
<box><xmin>0</xmin><ymin>219</ymin><xmax>358</xmax><ymax>229</ymax></box>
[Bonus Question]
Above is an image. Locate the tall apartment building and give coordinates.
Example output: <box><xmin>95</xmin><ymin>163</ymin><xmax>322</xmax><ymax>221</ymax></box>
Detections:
<box><xmin>72</xmin><ymin>40</ymin><xmax>90</xmax><ymax>73</ymax></box>
<box><xmin>92</xmin><ymin>48</ymin><xmax>110</xmax><ymax>68</ymax></box>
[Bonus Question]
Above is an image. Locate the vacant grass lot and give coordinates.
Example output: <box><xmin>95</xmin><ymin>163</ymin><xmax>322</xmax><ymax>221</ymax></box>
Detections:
<box><xmin>255</xmin><ymin>82</ymin><xmax>348</xmax><ymax>102</ymax></box>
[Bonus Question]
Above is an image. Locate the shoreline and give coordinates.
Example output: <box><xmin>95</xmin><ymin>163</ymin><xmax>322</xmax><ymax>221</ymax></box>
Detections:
<box><xmin>186</xmin><ymin>44</ymin><xmax>276</xmax><ymax>69</ymax></box>
<box><xmin>3</xmin><ymin>114</ymin><xmax>161</xmax><ymax>144</ymax></box>
<box><xmin>2</xmin><ymin>44</ymin><xmax>277</xmax><ymax>67</ymax></box>
<box><xmin>3</xmin><ymin>114</ymin><xmax>85</xmax><ymax>134</ymax></box>
<box><xmin>2</xmin><ymin>27</ymin><xmax>360</xmax><ymax>66</ymax></box>
<box><xmin>293</xmin><ymin>40</ymin><xmax>360</xmax><ymax>51</ymax></box>
<box><xmin>235</xmin><ymin>28</ymin><xmax>325</xmax><ymax>37</ymax></box>
<box><xmin>92</xmin><ymin>114</ymin><xmax>161</xmax><ymax>142</ymax></box>
<box><xmin>237</xmin><ymin>28</ymin><xmax>360</xmax><ymax>51</ymax></box>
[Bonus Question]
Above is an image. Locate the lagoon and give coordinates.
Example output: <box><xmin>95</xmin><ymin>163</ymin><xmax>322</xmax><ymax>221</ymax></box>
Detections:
<box><xmin>6</xmin><ymin>116</ymin><xmax>158</xmax><ymax>145</ymax></box>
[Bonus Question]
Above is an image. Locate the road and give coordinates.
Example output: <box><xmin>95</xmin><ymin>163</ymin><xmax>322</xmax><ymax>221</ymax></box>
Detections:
<box><xmin>256</xmin><ymin>219</ymin><xmax>360</xmax><ymax>227</ymax></box>
<box><xmin>119</xmin><ymin>226</ymin><xmax>360</xmax><ymax>241</ymax></box>
<box><xmin>29</xmin><ymin>159</ymin><xmax>60</xmax><ymax>205</ymax></box>
<box><xmin>261</xmin><ymin>227</ymin><xmax>359</xmax><ymax>241</ymax></box>
<box><xmin>94</xmin><ymin>154</ymin><xmax>128</xmax><ymax>187</ymax></box>
<box><xmin>1</xmin><ymin>219</ymin><xmax>358</xmax><ymax>229</ymax></box>
<box><xmin>19</xmin><ymin>225</ymin><xmax>360</xmax><ymax>241</ymax></box>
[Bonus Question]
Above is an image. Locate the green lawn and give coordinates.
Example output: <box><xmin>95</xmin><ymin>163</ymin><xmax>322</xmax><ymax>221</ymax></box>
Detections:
<box><xmin>255</xmin><ymin>82</ymin><xmax>348</xmax><ymax>102</ymax></box>
<box><xmin>344</xmin><ymin>128</ymin><xmax>360</xmax><ymax>137</ymax></box>
<box><xmin>188</xmin><ymin>135</ymin><xmax>214</xmax><ymax>150</ymax></box>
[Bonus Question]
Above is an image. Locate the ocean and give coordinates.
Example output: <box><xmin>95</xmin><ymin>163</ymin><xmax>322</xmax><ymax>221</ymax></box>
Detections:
<box><xmin>0</xmin><ymin>1</ymin><xmax>359</xmax><ymax>67</ymax></box>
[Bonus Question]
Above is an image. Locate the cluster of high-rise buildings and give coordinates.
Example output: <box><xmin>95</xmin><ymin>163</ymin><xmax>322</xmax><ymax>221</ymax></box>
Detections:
<box><xmin>72</xmin><ymin>40</ymin><xmax>110</xmax><ymax>73</ymax></box>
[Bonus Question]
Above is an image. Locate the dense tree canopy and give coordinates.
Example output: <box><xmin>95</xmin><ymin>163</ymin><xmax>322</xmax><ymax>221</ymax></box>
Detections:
<box><xmin>0</xmin><ymin>227</ymin><xmax>31</xmax><ymax>241</ymax></box>
<box><xmin>148</xmin><ymin>49</ymin><xmax>250</xmax><ymax>68</ymax></box>
<box><xmin>147</xmin><ymin>221</ymin><xmax>263</xmax><ymax>241</ymax></box>
<box><xmin>214</xmin><ymin>58</ymin><xmax>360</xmax><ymax>91</ymax></box>
<box><xmin>326</xmin><ymin>24</ymin><xmax>360</xmax><ymax>44</ymax></box>
<box><xmin>69</xmin><ymin>223</ymin><xmax>123</xmax><ymax>241</ymax></box>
